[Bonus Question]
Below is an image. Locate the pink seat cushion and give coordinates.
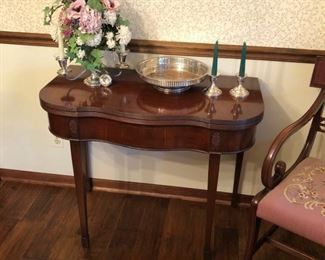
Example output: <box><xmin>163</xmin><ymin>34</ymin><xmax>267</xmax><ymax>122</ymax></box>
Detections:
<box><xmin>257</xmin><ymin>157</ymin><xmax>325</xmax><ymax>246</ymax></box>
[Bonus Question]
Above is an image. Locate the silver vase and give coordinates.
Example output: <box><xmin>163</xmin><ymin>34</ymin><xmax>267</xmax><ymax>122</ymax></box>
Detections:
<box><xmin>115</xmin><ymin>50</ymin><xmax>129</xmax><ymax>69</ymax></box>
<box><xmin>56</xmin><ymin>56</ymin><xmax>69</xmax><ymax>75</ymax></box>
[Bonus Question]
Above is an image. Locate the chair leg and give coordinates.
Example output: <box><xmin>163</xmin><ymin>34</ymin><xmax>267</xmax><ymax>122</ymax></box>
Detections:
<box><xmin>244</xmin><ymin>207</ymin><xmax>261</xmax><ymax>260</ymax></box>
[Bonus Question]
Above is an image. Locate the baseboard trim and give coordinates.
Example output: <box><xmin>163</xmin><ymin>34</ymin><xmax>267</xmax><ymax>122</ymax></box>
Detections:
<box><xmin>0</xmin><ymin>168</ymin><xmax>252</xmax><ymax>206</ymax></box>
<box><xmin>1</xmin><ymin>31</ymin><xmax>324</xmax><ymax>63</ymax></box>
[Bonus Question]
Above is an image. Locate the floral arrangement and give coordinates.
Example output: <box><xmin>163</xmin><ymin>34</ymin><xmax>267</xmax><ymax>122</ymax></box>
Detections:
<box><xmin>44</xmin><ymin>0</ymin><xmax>131</xmax><ymax>71</ymax></box>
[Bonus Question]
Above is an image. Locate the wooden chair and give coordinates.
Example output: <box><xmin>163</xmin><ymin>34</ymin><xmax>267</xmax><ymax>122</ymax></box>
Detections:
<box><xmin>245</xmin><ymin>56</ymin><xmax>325</xmax><ymax>259</ymax></box>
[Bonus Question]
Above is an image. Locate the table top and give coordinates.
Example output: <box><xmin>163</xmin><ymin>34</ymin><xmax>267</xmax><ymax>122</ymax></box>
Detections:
<box><xmin>40</xmin><ymin>66</ymin><xmax>264</xmax><ymax>130</ymax></box>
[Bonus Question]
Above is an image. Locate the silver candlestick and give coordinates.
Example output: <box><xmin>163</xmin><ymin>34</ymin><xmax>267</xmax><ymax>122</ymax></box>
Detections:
<box><xmin>56</xmin><ymin>56</ymin><xmax>69</xmax><ymax>75</ymax></box>
<box><xmin>229</xmin><ymin>75</ymin><xmax>249</xmax><ymax>98</ymax></box>
<box><xmin>205</xmin><ymin>74</ymin><xmax>222</xmax><ymax>97</ymax></box>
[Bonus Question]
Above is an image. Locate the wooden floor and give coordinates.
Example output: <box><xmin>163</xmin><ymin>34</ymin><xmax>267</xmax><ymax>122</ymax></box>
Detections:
<box><xmin>0</xmin><ymin>180</ymin><xmax>324</xmax><ymax>260</ymax></box>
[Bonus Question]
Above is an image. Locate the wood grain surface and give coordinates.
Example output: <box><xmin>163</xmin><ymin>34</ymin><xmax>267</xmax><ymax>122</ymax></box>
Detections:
<box><xmin>0</xmin><ymin>181</ymin><xmax>324</xmax><ymax>259</ymax></box>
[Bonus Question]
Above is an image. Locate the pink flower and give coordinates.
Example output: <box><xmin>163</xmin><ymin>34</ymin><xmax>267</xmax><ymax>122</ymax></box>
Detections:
<box><xmin>66</xmin><ymin>0</ymin><xmax>86</xmax><ymax>19</ymax></box>
<box><xmin>101</xmin><ymin>0</ymin><xmax>120</xmax><ymax>11</ymax></box>
<box><xmin>59</xmin><ymin>10</ymin><xmax>70</xmax><ymax>26</ymax></box>
<box><xmin>79</xmin><ymin>6</ymin><xmax>102</xmax><ymax>33</ymax></box>
<box><xmin>63</xmin><ymin>28</ymin><xmax>73</xmax><ymax>38</ymax></box>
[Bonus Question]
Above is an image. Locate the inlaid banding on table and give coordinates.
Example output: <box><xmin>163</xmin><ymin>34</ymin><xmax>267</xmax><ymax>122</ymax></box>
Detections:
<box><xmin>69</xmin><ymin>119</ymin><xmax>79</xmax><ymax>137</ymax></box>
<box><xmin>211</xmin><ymin>132</ymin><xmax>221</xmax><ymax>148</ymax></box>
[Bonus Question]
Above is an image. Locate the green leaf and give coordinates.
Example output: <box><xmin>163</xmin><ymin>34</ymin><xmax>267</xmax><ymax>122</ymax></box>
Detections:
<box><xmin>62</xmin><ymin>0</ymin><xmax>72</xmax><ymax>7</ymax></box>
<box><xmin>43</xmin><ymin>4</ymin><xmax>62</xmax><ymax>25</ymax></box>
<box><xmin>87</xmin><ymin>0</ymin><xmax>105</xmax><ymax>11</ymax></box>
<box><xmin>43</xmin><ymin>6</ymin><xmax>50</xmax><ymax>14</ymax></box>
<box><xmin>116</xmin><ymin>16</ymin><xmax>130</xmax><ymax>27</ymax></box>
<box><xmin>78</xmin><ymin>33</ymin><xmax>92</xmax><ymax>43</ymax></box>
<box><xmin>43</xmin><ymin>7</ymin><xmax>51</xmax><ymax>25</ymax></box>
<box><xmin>91</xmin><ymin>49</ymin><xmax>102</xmax><ymax>59</ymax></box>
<box><xmin>68</xmin><ymin>39</ymin><xmax>75</xmax><ymax>48</ymax></box>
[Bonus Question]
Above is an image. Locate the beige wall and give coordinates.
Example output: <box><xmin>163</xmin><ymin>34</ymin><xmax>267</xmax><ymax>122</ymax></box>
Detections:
<box><xmin>1</xmin><ymin>0</ymin><xmax>325</xmax><ymax>49</ymax></box>
<box><xmin>1</xmin><ymin>44</ymin><xmax>324</xmax><ymax>194</ymax></box>
<box><xmin>0</xmin><ymin>0</ymin><xmax>324</xmax><ymax>194</ymax></box>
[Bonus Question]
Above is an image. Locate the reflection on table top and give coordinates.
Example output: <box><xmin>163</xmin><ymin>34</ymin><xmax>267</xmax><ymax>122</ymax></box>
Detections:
<box><xmin>40</xmin><ymin>66</ymin><xmax>264</xmax><ymax>130</ymax></box>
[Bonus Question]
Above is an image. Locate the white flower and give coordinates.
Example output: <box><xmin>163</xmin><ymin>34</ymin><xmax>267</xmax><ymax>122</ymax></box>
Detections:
<box><xmin>106</xmin><ymin>39</ymin><xmax>116</xmax><ymax>49</ymax></box>
<box><xmin>76</xmin><ymin>37</ymin><xmax>83</xmax><ymax>46</ymax></box>
<box><xmin>105</xmin><ymin>32</ymin><xmax>116</xmax><ymax>49</ymax></box>
<box><xmin>86</xmin><ymin>31</ymin><xmax>103</xmax><ymax>47</ymax></box>
<box><xmin>104</xmin><ymin>11</ymin><xmax>117</xmax><ymax>26</ymax></box>
<box><xmin>106</xmin><ymin>32</ymin><xmax>114</xmax><ymax>40</ymax></box>
<box><xmin>77</xmin><ymin>49</ymin><xmax>86</xmax><ymax>59</ymax></box>
<box><xmin>116</xmin><ymin>25</ymin><xmax>132</xmax><ymax>45</ymax></box>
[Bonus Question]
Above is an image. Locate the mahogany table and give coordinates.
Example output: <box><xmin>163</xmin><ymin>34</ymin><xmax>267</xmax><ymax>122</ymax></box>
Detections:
<box><xmin>39</xmin><ymin>67</ymin><xmax>264</xmax><ymax>257</ymax></box>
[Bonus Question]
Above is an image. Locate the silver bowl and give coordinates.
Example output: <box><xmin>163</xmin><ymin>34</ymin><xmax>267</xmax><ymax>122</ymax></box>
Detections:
<box><xmin>136</xmin><ymin>56</ymin><xmax>209</xmax><ymax>94</ymax></box>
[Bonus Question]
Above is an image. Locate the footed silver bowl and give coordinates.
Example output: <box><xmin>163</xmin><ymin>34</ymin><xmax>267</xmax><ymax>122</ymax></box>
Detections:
<box><xmin>136</xmin><ymin>56</ymin><xmax>209</xmax><ymax>94</ymax></box>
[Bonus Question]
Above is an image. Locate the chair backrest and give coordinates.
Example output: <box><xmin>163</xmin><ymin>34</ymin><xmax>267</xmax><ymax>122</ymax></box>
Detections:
<box><xmin>305</xmin><ymin>56</ymin><xmax>325</xmax><ymax>152</ymax></box>
<box><xmin>309</xmin><ymin>56</ymin><xmax>325</xmax><ymax>135</ymax></box>
<box><xmin>261</xmin><ymin>56</ymin><xmax>325</xmax><ymax>189</ymax></box>
<box><xmin>311</xmin><ymin>56</ymin><xmax>325</xmax><ymax>89</ymax></box>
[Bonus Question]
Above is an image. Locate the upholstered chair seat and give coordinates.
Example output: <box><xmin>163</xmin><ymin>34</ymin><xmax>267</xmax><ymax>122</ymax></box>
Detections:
<box><xmin>257</xmin><ymin>157</ymin><xmax>325</xmax><ymax>246</ymax></box>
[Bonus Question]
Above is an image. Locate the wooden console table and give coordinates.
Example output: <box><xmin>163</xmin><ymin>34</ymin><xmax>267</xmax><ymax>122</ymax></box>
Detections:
<box><xmin>39</xmin><ymin>67</ymin><xmax>264</xmax><ymax>257</ymax></box>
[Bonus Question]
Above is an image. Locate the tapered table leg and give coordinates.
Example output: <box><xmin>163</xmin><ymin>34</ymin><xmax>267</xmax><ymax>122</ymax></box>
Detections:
<box><xmin>70</xmin><ymin>141</ymin><xmax>90</xmax><ymax>248</ymax></box>
<box><xmin>231</xmin><ymin>152</ymin><xmax>244</xmax><ymax>207</ymax></box>
<box><xmin>204</xmin><ymin>153</ymin><xmax>221</xmax><ymax>259</ymax></box>
<box><xmin>87</xmin><ymin>177</ymin><xmax>93</xmax><ymax>192</ymax></box>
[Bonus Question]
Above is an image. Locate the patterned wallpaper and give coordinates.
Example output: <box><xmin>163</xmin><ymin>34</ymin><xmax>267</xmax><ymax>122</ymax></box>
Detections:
<box><xmin>1</xmin><ymin>0</ymin><xmax>324</xmax><ymax>50</ymax></box>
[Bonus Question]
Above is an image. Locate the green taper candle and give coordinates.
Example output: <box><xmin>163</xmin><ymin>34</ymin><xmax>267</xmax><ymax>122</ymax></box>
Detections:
<box><xmin>239</xmin><ymin>42</ymin><xmax>247</xmax><ymax>77</ymax></box>
<box><xmin>211</xmin><ymin>41</ymin><xmax>218</xmax><ymax>76</ymax></box>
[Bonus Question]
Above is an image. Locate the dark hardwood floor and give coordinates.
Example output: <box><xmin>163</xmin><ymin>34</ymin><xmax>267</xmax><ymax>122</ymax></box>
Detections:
<box><xmin>0</xmin><ymin>180</ymin><xmax>324</xmax><ymax>260</ymax></box>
